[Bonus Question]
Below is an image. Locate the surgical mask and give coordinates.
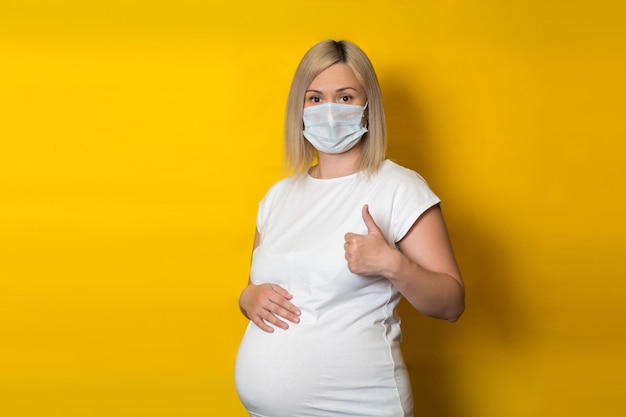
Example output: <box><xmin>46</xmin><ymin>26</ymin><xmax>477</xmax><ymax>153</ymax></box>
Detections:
<box><xmin>302</xmin><ymin>102</ymin><xmax>368</xmax><ymax>154</ymax></box>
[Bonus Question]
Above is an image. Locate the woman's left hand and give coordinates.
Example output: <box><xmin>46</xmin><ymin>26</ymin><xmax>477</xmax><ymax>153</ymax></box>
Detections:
<box><xmin>344</xmin><ymin>205</ymin><xmax>394</xmax><ymax>276</ymax></box>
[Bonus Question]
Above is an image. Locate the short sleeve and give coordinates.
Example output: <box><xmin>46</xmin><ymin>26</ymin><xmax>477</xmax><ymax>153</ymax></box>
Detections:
<box><xmin>255</xmin><ymin>178</ymin><xmax>291</xmax><ymax>236</ymax></box>
<box><xmin>388</xmin><ymin>167</ymin><xmax>441</xmax><ymax>243</ymax></box>
<box><xmin>256</xmin><ymin>188</ymin><xmax>273</xmax><ymax>235</ymax></box>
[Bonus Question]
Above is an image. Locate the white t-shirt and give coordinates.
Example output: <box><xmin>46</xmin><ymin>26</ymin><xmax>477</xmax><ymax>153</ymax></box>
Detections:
<box><xmin>235</xmin><ymin>160</ymin><xmax>440</xmax><ymax>417</ymax></box>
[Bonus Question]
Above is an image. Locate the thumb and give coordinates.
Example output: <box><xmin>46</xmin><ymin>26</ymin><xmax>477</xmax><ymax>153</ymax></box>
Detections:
<box><xmin>362</xmin><ymin>204</ymin><xmax>382</xmax><ymax>235</ymax></box>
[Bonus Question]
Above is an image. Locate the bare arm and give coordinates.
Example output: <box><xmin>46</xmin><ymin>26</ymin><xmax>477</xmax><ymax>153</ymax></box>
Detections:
<box><xmin>344</xmin><ymin>205</ymin><xmax>464</xmax><ymax>322</ymax></box>
<box><xmin>238</xmin><ymin>230</ymin><xmax>301</xmax><ymax>332</ymax></box>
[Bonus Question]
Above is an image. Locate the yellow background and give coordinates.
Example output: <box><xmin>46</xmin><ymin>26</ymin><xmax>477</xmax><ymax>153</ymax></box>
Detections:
<box><xmin>1</xmin><ymin>1</ymin><xmax>624</xmax><ymax>416</ymax></box>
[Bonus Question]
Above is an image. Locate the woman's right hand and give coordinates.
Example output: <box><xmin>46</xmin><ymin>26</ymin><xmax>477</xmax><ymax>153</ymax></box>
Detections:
<box><xmin>239</xmin><ymin>283</ymin><xmax>301</xmax><ymax>333</ymax></box>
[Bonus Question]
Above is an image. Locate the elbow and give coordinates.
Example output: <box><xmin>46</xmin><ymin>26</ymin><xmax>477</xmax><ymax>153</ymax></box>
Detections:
<box><xmin>447</xmin><ymin>303</ymin><xmax>465</xmax><ymax>322</ymax></box>
<box><xmin>425</xmin><ymin>293</ymin><xmax>465</xmax><ymax>322</ymax></box>
<box><xmin>446</xmin><ymin>287</ymin><xmax>465</xmax><ymax>322</ymax></box>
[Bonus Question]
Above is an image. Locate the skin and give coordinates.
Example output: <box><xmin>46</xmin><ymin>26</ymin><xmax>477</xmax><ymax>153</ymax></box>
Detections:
<box><xmin>239</xmin><ymin>63</ymin><xmax>465</xmax><ymax>333</ymax></box>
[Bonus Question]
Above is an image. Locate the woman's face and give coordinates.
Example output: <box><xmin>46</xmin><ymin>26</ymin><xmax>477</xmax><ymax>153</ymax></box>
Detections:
<box><xmin>304</xmin><ymin>63</ymin><xmax>367</xmax><ymax>108</ymax></box>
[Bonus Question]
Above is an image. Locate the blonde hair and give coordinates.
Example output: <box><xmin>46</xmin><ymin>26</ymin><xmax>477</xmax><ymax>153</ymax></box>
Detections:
<box><xmin>284</xmin><ymin>40</ymin><xmax>386</xmax><ymax>175</ymax></box>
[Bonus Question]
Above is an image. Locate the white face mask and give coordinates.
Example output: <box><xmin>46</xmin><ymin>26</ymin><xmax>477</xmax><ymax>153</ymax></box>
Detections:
<box><xmin>302</xmin><ymin>102</ymin><xmax>368</xmax><ymax>154</ymax></box>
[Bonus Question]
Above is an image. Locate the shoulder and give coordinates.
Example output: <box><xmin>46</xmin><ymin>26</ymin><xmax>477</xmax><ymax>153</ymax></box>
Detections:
<box><xmin>256</xmin><ymin>175</ymin><xmax>301</xmax><ymax>228</ymax></box>
<box><xmin>373</xmin><ymin>159</ymin><xmax>440</xmax><ymax>214</ymax></box>
<box><xmin>372</xmin><ymin>161</ymin><xmax>441</xmax><ymax>242</ymax></box>
<box><xmin>376</xmin><ymin>159</ymin><xmax>432</xmax><ymax>189</ymax></box>
<box><xmin>260</xmin><ymin>174</ymin><xmax>302</xmax><ymax>204</ymax></box>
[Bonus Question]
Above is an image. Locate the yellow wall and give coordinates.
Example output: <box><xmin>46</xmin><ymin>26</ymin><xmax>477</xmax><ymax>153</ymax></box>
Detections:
<box><xmin>1</xmin><ymin>1</ymin><xmax>624</xmax><ymax>416</ymax></box>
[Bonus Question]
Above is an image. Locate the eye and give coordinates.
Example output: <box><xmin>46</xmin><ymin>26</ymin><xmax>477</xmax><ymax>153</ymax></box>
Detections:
<box><xmin>339</xmin><ymin>95</ymin><xmax>352</xmax><ymax>103</ymax></box>
<box><xmin>307</xmin><ymin>96</ymin><xmax>321</xmax><ymax>104</ymax></box>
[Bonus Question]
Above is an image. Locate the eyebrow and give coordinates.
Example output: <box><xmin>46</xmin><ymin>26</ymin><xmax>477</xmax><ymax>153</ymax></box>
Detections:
<box><xmin>305</xmin><ymin>87</ymin><xmax>359</xmax><ymax>94</ymax></box>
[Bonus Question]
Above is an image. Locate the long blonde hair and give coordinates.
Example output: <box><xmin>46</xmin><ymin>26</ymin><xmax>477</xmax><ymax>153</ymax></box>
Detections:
<box><xmin>284</xmin><ymin>40</ymin><xmax>386</xmax><ymax>175</ymax></box>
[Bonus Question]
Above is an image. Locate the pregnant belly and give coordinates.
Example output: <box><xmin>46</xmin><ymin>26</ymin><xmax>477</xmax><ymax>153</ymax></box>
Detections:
<box><xmin>234</xmin><ymin>319</ymin><xmax>409</xmax><ymax>417</ymax></box>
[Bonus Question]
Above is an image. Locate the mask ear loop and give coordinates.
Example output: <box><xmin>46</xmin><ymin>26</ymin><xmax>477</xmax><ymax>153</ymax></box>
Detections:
<box><xmin>363</xmin><ymin>101</ymin><xmax>369</xmax><ymax>129</ymax></box>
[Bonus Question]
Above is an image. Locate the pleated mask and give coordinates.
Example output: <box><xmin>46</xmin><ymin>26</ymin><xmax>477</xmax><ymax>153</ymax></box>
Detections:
<box><xmin>302</xmin><ymin>102</ymin><xmax>368</xmax><ymax>154</ymax></box>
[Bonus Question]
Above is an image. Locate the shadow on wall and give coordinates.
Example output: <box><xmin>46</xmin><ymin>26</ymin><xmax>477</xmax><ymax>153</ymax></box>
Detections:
<box><xmin>383</xmin><ymin>72</ymin><xmax>524</xmax><ymax>417</ymax></box>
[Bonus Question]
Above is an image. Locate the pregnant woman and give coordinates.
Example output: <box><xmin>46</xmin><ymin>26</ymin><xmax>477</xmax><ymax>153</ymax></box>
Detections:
<box><xmin>234</xmin><ymin>39</ymin><xmax>465</xmax><ymax>417</ymax></box>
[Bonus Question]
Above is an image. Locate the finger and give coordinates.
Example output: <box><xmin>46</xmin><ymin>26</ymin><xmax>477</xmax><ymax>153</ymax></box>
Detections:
<box><xmin>269</xmin><ymin>284</ymin><xmax>293</xmax><ymax>300</ymax></box>
<box><xmin>253</xmin><ymin>303</ymin><xmax>293</xmax><ymax>332</ymax></box>
<box><xmin>268</xmin><ymin>293</ymin><xmax>301</xmax><ymax>318</ymax></box>
<box><xmin>271</xmin><ymin>304</ymin><xmax>301</xmax><ymax>324</ymax></box>
<box><xmin>264</xmin><ymin>286</ymin><xmax>301</xmax><ymax>316</ymax></box>
<box><xmin>252</xmin><ymin>316</ymin><xmax>276</xmax><ymax>333</ymax></box>
<box><xmin>262</xmin><ymin>312</ymin><xmax>291</xmax><ymax>330</ymax></box>
<box><xmin>362</xmin><ymin>204</ymin><xmax>382</xmax><ymax>235</ymax></box>
<box><xmin>344</xmin><ymin>242</ymin><xmax>358</xmax><ymax>260</ymax></box>
<box><xmin>344</xmin><ymin>232</ymin><xmax>357</xmax><ymax>243</ymax></box>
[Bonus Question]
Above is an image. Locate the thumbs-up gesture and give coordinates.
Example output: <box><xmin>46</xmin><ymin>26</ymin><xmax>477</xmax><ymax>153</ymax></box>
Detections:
<box><xmin>344</xmin><ymin>205</ymin><xmax>393</xmax><ymax>276</ymax></box>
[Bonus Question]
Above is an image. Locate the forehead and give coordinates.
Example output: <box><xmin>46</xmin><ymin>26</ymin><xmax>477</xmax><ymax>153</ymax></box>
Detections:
<box><xmin>307</xmin><ymin>63</ymin><xmax>362</xmax><ymax>91</ymax></box>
